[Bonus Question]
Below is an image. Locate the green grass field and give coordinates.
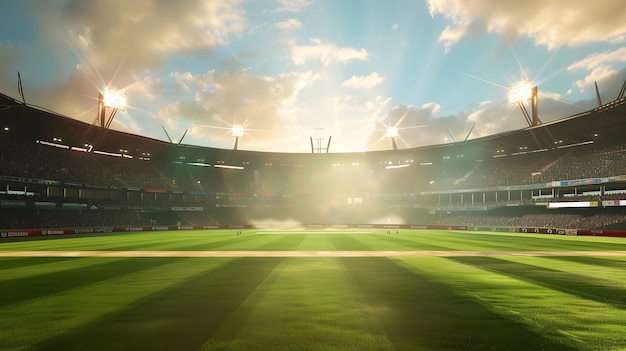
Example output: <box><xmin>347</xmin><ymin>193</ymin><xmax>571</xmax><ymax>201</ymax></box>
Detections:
<box><xmin>2</xmin><ymin>229</ymin><xmax>626</xmax><ymax>351</ymax></box>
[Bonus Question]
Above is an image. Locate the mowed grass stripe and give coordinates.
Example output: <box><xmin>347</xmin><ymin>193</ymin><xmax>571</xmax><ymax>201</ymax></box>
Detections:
<box><xmin>394</xmin><ymin>256</ymin><xmax>626</xmax><ymax>350</ymax></box>
<box><xmin>0</xmin><ymin>258</ymin><xmax>233</xmax><ymax>351</ymax></box>
<box><xmin>3</xmin><ymin>230</ymin><xmax>626</xmax><ymax>350</ymax></box>
<box><xmin>326</xmin><ymin>234</ymin><xmax>576</xmax><ymax>349</ymax></box>
<box><xmin>0</xmin><ymin>257</ymin><xmax>128</xmax><ymax>282</ymax></box>
<box><xmin>344</xmin><ymin>231</ymin><xmax>451</xmax><ymax>251</ymax></box>
<box><xmin>4</xmin><ymin>229</ymin><xmax>626</xmax><ymax>252</ymax></box>
<box><xmin>438</xmin><ymin>231</ymin><xmax>626</xmax><ymax>251</ymax></box>
<box><xmin>0</xmin><ymin>230</ymin><xmax>270</xmax><ymax>252</ymax></box>
<box><xmin>0</xmin><ymin>231</ymin><xmax>235</xmax><ymax>251</ymax></box>
<box><xmin>451</xmin><ymin>256</ymin><xmax>626</xmax><ymax>308</ymax></box>
<box><xmin>340</xmin><ymin>256</ymin><xmax>576</xmax><ymax>351</ymax></box>
<box><xmin>81</xmin><ymin>233</ymin><xmax>236</xmax><ymax>251</ymax></box>
<box><xmin>30</xmin><ymin>257</ymin><xmax>284</xmax><ymax>351</ymax></box>
<box><xmin>348</xmin><ymin>232</ymin><xmax>457</xmax><ymax>251</ymax></box>
<box><xmin>371</xmin><ymin>230</ymin><xmax>547</xmax><ymax>252</ymax></box>
<box><xmin>201</xmin><ymin>257</ymin><xmax>394</xmax><ymax>351</ymax></box>
<box><xmin>369</xmin><ymin>233</ymin><xmax>455</xmax><ymax>251</ymax></box>
<box><xmin>254</xmin><ymin>233</ymin><xmax>309</xmax><ymax>250</ymax></box>
<box><xmin>0</xmin><ymin>232</ymin><xmax>176</xmax><ymax>251</ymax></box>
<box><xmin>327</xmin><ymin>233</ymin><xmax>374</xmax><ymax>251</ymax></box>
<box><xmin>136</xmin><ymin>231</ymin><xmax>298</xmax><ymax>252</ymax></box>
<box><xmin>412</xmin><ymin>231</ymin><xmax>576</xmax><ymax>251</ymax></box>
<box><xmin>0</xmin><ymin>256</ymin><xmax>79</xmax><ymax>271</ymax></box>
<box><xmin>27</xmin><ymin>235</ymin><xmax>307</xmax><ymax>351</ymax></box>
<box><xmin>145</xmin><ymin>231</ymin><xmax>274</xmax><ymax>251</ymax></box>
<box><xmin>498</xmin><ymin>256</ymin><xmax>626</xmax><ymax>291</ymax></box>
<box><xmin>295</xmin><ymin>233</ymin><xmax>338</xmax><ymax>251</ymax></box>
<box><xmin>421</xmin><ymin>232</ymin><xmax>534</xmax><ymax>251</ymax></box>
<box><xmin>550</xmin><ymin>255</ymin><xmax>626</xmax><ymax>269</ymax></box>
<box><xmin>0</xmin><ymin>257</ymin><xmax>183</xmax><ymax>308</ymax></box>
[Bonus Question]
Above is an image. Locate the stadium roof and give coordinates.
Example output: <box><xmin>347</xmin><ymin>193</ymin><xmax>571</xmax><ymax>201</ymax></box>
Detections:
<box><xmin>2</xmin><ymin>90</ymin><xmax>626</xmax><ymax>166</ymax></box>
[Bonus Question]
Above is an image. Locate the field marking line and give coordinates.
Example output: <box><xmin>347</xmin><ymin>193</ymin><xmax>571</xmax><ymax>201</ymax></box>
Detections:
<box><xmin>255</xmin><ymin>231</ymin><xmax>373</xmax><ymax>234</ymax></box>
<box><xmin>2</xmin><ymin>250</ymin><xmax>626</xmax><ymax>257</ymax></box>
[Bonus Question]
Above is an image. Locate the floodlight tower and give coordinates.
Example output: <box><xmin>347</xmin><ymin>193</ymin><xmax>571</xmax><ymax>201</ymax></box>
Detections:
<box><xmin>96</xmin><ymin>87</ymin><xmax>126</xmax><ymax>129</ymax></box>
<box><xmin>386</xmin><ymin>126</ymin><xmax>399</xmax><ymax>150</ymax></box>
<box><xmin>232</xmin><ymin>124</ymin><xmax>244</xmax><ymax>150</ymax></box>
<box><xmin>509</xmin><ymin>80</ymin><xmax>540</xmax><ymax>126</ymax></box>
<box><xmin>310</xmin><ymin>128</ymin><xmax>331</xmax><ymax>153</ymax></box>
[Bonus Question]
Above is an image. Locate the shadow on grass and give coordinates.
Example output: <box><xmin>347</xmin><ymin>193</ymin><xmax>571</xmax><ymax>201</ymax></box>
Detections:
<box><xmin>548</xmin><ymin>255</ymin><xmax>626</xmax><ymax>269</ymax></box>
<box><xmin>30</xmin><ymin>236</ymin><xmax>308</xmax><ymax>351</ymax></box>
<box><xmin>331</xmin><ymin>235</ymin><xmax>575</xmax><ymax>350</ymax></box>
<box><xmin>343</xmin><ymin>259</ymin><xmax>576</xmax><ymax>350</ymax></box>
<box><xmin>1</xmin><ymin>258</ymin><xmax>181</xmax><ymax>309</ymax></box>
<box><xmin>30</xmin><ymin>257</ymin><xmax>284</xmax><ymax>351</ymax></box>
<box><xmin>0</xmin><ymin>256</ymin><xmax>78</xmax><ymax>270</ymax></box>
<box><xmin>451</xmin><ymin>256</ymin><xmax>626</xmax><ymax>309</ymax></box>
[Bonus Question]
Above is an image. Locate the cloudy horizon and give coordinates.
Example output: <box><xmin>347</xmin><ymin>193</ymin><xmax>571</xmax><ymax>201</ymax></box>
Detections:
<box><xmin>1</xmin><ymin>0</ymin><xmax>625</xmax><ymax>153</ymax></box>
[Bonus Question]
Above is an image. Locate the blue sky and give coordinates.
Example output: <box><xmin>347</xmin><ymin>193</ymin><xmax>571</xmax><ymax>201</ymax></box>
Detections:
<box><xmin>1</xmin><ymin>0</ymin><xmax>626</xmax><ymax>152</ymax></box>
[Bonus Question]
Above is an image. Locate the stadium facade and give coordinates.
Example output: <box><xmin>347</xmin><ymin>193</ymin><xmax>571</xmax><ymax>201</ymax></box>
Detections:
<box><xmin>2</xmin><ymin>88</ymin><xmax>626</xmax><ymax>238</ymax></box>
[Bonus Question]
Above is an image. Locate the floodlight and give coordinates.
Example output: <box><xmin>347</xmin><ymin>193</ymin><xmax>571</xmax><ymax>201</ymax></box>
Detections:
<box><xmin>231</xmin><ymin>124</ymin><xmax>245</xmax><ymax>137</ymax></box>
<box><xmin>508</xmin><ymin>80</ymin><xmax>533</xmax><ymax>103</ymax></box>
<box><xmin>386</xmin><ymin>126</ymin><xmax>399</xmax><ymax>138</ymax></box>
<box><xmin>102</xmin><ymin>87</ymin><xmax>127</xmax><ymax>111</ymax></box>
<box><xmin>509</xmin><ymin>80</ymin><xmax>541</xmax><ymax>126</ymax></box>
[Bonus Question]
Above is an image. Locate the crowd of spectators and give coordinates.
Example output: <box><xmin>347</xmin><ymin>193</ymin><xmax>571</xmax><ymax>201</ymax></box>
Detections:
<box><xmin>3</xmin><ymin>136</ymin><xmax>626</xmax><ymax>195</ymax></box>
<box><xmin>431</xmin><ymin>213</ymin><xmax>626</xmax><ymax>229</ymax></box>
<box><xmin>3</xmin><ymin>133</ymin><xmax>626</xmax><ymax>230</ymax></box>
<box><xmin>0</xmin><ymin>210</ymin><xmax>156</xmax><ymax>230</ymax></box>
<box><xmin>427</xmin><ymin>144</ymin><xmax>626</xmax><ymax>191</ymax></box>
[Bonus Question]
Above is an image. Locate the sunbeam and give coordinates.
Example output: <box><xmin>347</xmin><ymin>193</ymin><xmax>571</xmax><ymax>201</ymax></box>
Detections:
<box><xmin>450</xmin><ymin>69</ymin><xmax>508</xmax><ymax>90</ymax></box>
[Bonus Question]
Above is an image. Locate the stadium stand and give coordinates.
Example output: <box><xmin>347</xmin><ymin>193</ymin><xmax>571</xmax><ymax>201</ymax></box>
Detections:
<box><xmin>2</xmin><ymin>91</ymin><xmax>626</xmax><ymax>233</ymax></box>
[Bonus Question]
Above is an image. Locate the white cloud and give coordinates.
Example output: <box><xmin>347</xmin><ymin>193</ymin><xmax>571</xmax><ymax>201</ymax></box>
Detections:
<box><xmin>466</xmin><ymin>108</ymin><xmax>485</xmax><ymax>123</ymax></box>
<box><xmin>420</xmin><ymin>102</ymin><xmax>441</xmax><ymax>116</ymax></box>
<box><xmin>127</xmin><ymin>75</ymin><xmax>164</xmax><ymax>102</ymax></box>
<box><xmin>538</xmin><ymin>91</ymin><xmax>561</xmax><ymax>101</ymax></box>
<box><xmin>275</xmin><ymin>18</ymin><xmax>302</xmax><ymax>29</ymax></box>
<box><xmin>568</xmin><ymin>47</ymin><xmax>626</xmax><ymax>90</ymax></box>
<box><xmin>341</xmin><ymin>72</ymin><xmax>384</xmax><ymax>89</ymax></box>
<box><xmin>428</xmin><ymin>0</ymin><xmax>626</xmax><ymax>50</ymax></box>
<box><xmin>334</xmin><ymin>95</ymin><xmax>391</xmax><ymax>113</ymax></box>
<box><xmin>364</xmin><ymin>96</ymin><xmax>591</xmax><ymax>149</ymax></box>
<box><xmin>571</xmin><ymin>66</ymin><xmax>618</xmax><ymax>91</ymax></box>
<box><xmin>163</xmin><ymin>69</ymin><xmax>321</xmax><ymax>149</ymax></box>
<box><xmin>439</xmin><ymin>24</ymin><xmax>469</xmax><ymax>52</ymax></box>
<box><xmin>610</xmin><ymin>35</ymin><xmax>626</xmax><ymax>45</ymax></box>
<box><xmin>17</xmin><ymin>0</ymin><xmax>248</xmax><ymax>131</ymax></box>
<box><xmin>292</xmin><ymin>39</ymin><xmax>368</xmax><ymax>65</ymax></box>
<box><xmin>276</xmin><ymin>0</ymin><xmax>314</xmax><ymax>13</ymax></box>
<box><xmin>568</xmin><ymin>47</ymin><xmax>626</xmax><ymax>71</ymax></box>
<box><xmin>56</xmin><ymin>0</ymin><xmax>247</xmax><ymax>66</ymax></box>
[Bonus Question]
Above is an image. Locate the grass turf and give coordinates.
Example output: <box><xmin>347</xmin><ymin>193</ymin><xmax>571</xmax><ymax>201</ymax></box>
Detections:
<box><xmin>1</xmin><ymin>229</ymin><xmax>626</xmax><ymax>350</ymax></box>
